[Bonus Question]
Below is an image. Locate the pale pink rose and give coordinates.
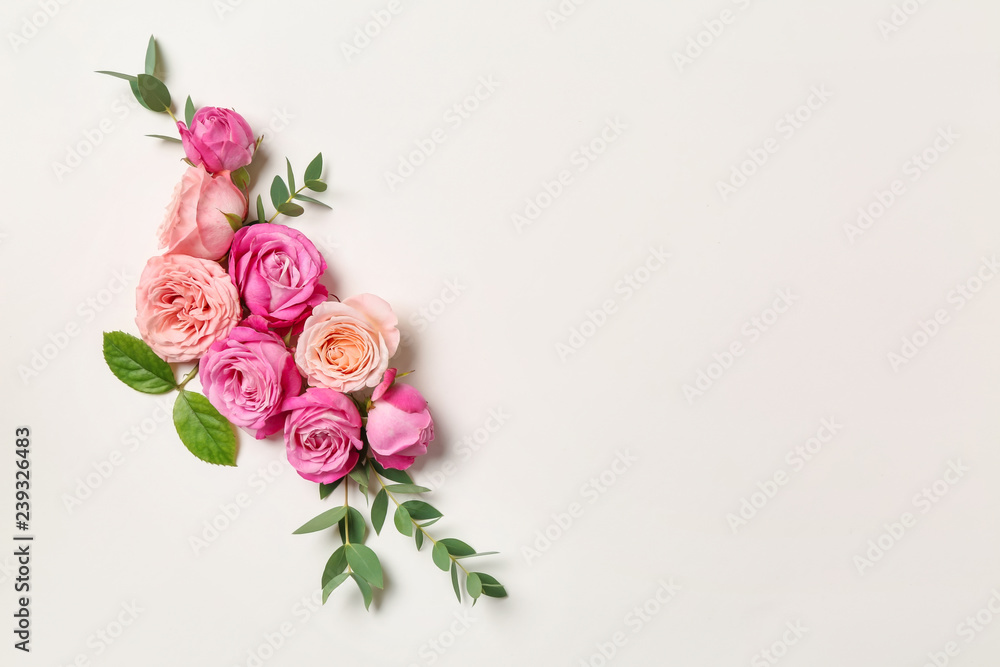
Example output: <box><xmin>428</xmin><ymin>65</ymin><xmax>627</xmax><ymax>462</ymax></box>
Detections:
<box><xmin>366</xmin><ymin>370</ymin><xmax>434</xmax><ymax>470</ymax></box>
<box><xmin>177</xmin><ymin>107</ymin><xmax>255</xmax><ymax>174</ymax></box>
<box><xmin>157</xmin><ymin>165</ymin><xmax>246</xmax><ymax>261</ymax></box>
<box><xmin>294</xmin><ymin>295</ymin><xmax>400</xmax><ymax>393</ymax></box>
<box><xmin>135</xmin><ymin>254</ymin><xmax>241</xmax><ymax>363</ymax></box>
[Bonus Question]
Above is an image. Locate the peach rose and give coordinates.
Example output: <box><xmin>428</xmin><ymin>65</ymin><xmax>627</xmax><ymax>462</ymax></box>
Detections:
<box><xmin>157</xmin><ymin>165</ymin><xmax>247</xmax><ymax>261</ymax></box>
<box><xmin>294</xmin><ymin>294</ymin><xmax>400</xmax><ymax>393</ymax></box>
<box><xmin>135</xmin><ymin>254</ymin><xmax>242</xmax><ymax>363</ymax></box>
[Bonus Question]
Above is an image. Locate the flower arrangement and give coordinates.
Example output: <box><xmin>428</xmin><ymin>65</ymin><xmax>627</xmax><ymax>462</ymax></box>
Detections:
<box><xmin>99</xmin><ymin>37</ymin><xmax>506</xmax><ymax>609</ymax></box>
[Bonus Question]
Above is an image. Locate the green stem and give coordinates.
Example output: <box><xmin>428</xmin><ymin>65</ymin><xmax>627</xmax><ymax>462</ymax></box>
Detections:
<box><xmin>177</xmin><ymin>365</ymin><xmax>199</xmax><ymax>390</ymax></box>
<box><xmin>344</xmin><ymin>483</ymin><xmax>353</xmax><ymax>572</ymax></box>
<box><xmin>266</xmin><ymin>184</ymin><xmax>310</xmax><ymax>224</ymax></box>
<box><xmin>371</xmin><ymin>465</ymin><xmax>469</xmax><ymax>576</ymax></box>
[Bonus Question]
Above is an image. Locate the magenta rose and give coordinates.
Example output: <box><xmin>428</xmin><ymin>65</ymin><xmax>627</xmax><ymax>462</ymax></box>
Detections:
<box><xmin>198</xmin><ymin>316</ymin><xmax>302</xmax><ymax>440</ymax></box>
<box><xmin>157</xmin><ymin>165</ymin><xmax>246</xmax><ymax>260</ymax></box>
<box><xmin>283</xmin><ymin>388</ymin><xmax>363</xmax><ymax>484</ymax></box>
<box><xmin>229</xmin><ymin>223</ymin><xmax>328</xmax><ymax>331</ymax></box>
<box><xmin>178</xmin><ymin>107</ymin><xmax>255</xmax><ymax>174</ymax></box>
<box><xmin>135</xmin><ymin>254</ymin><xmax>241</xmax><ymax>363</ymax></box>
<box><xmin>366</xmin><ymin>369</ymin><xmax>434</xmax><ymax>470</ymax></box>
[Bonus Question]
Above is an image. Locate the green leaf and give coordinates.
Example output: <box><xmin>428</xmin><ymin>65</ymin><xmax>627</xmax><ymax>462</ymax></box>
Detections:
<box><xmin>102</xmin><ymin>331</ymin><xmax>176</xmax><ymax>394</ymax></box>
<box><xmin>292</xmin><ymin>193</ymin><xmax>332</xmax><ymax>209</ymax></box>
<box><xmin>420</xmin><ymin>516</ymin><xmax>442</xmax><ymax>528</ymax></box>
<box><xmin>401</xmin><ymin>500</ymin><xmax>442</xmax><ymax>522</ymax></box>
<box><xmin>292</xmin><ymin>505</ymin><xmax>347</xmax><ymax>534</ymax></box>
<box><xmin>223</xmin><ymin>212</ymin><xmax>243</xmax><ymax>232</ymax></box>
<box><xmin>338</xmin><ymin>507</ymin><xmax>366</xmax><ymax>544</ymax></box>
<box><xmin>394</xmin><ymin>505</ymin><xmax>412</xmax><ymax>536</ymax></box>
<box><xmin>371</xmin><ymin>489</ymin><xmax>388</xmax><ymax>535</ymax></box>
<box><xmin>385</xmin><ymin>484</ymin><xmax>430</xmax><ymax>494</ymax></box>
<box><xmin>372</xmin><ymin>461</ymin><xmax>412</xmax><ymax>484</ymax></box>
<box><xmin>146</xmin><ymin>134</ymin><xmax>182</xmax><ymax>143</ymax></box>
<box><xmin>451</xmin><ymin>562</ymin><xmax>461</xmax><ymax>602</ymax></box>
<box><xmin>351</xmin><ymin>573</ymin><xmax>373</xmax><ymax>610</ymax></box>
<box><xmin>184</xmin><ymin>95</ymin><xmax>195</xmax><ymax>127</ymax></box>
<box><xmin>136</xmin><ymin>74</ymin><xmax>171</xmax><ymax>113</ymax></box>
<box><xmin>432</xmin><ymin>542</ymin><xmax>451</xmax><ymax>571</ymax></box>
<box><xmin>305</xmin><ymin>179</ymin><xmax>327</xmax><ymax>192</ymax></box>
<box><xmin>322</xmin><ymin>572</ymin><xmax>350</xmax><ymax>604</ymax></box>
<box><xmin>231</xmin><ymin>166</ymin><xmax>250</xmax><ymax>191</ymax></box>
<box><xmin>466</xmin><ymin>572</ymin><xmax>482</xmax><ymax>599</ymax></box>
<box><xmin>319</xmin><ymin>478</ymin><xmax>342</xmax><ymax>500</ymax></box>
<box><xmin>129</xmin><ymin>79</ymin><xmax>152</xmax><ymax>110</ymax></box>
<box><xmin>256</xmin><ymin>194</ymin><xmax>266</xmax><ymax>224</ymax></box>
<box><xmin>321</xmin><ymin>546</ymin><xmax>347</xmax><ymax>587</ymax></box>
<box><xmin>173</xmin><ymin>390</ymin><xmax>237</xmax><ymax>466</ymax></box>
<box><xmin>346</xmin><ymin>543</ymin><xmax>383</xmax><ymax>589</ymax></box>
<box><xmin>414</xmin><ymin>528</ymin><xmax>424</xmax><ymax>550</ymax></box>
<box><xmin>348</xmin><ymin>466</ymin><xmax>369</xmax><ymax>495</ymax></box>
<box><xmin>476</xmin><ymin>573</ymin><xmax>507</xmax><ymax>598</ymax></box>
<box><xmin>96</xmin><ymin>70</ymin><xmax>137</xmax><ymax>82</ymax></box>
<box><xmin>286</xmin><ymin>158</ymin><xmax>296</xmax><ymax>192</ymax></box>
<box><xmin>270</xmin><ymin>176</ymin><xmax>289</xmax><ymax>209</ymax></box>
<box><xmin>304</xmin><ymin>152</ymin><xmax>323</xmax><ymax>181</ymax></box>
<box><xmin>439</xmin><ymin>538</ymin><xmax>476</xmax><ymax>557</ymax></box>
<box><xmin>456</xmin><ymin>551</ymin><xmax>499</xmax><ymax>560</ymax></box>
<box><xmin>277</xmin><ymin>202</ymin><xmax>305</xmax><ymax>217</ymax></box>
<box><xmin>144</xmin><ymin>36</ymin><xmax>157</xmax><ymax>76</ymax></box>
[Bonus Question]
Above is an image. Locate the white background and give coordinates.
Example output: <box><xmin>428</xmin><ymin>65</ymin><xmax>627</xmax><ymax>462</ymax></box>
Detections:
<box><xmin>2</xmin><ymin>0</ymin><xmax>1000</xmax><ymax>665</ymax></box>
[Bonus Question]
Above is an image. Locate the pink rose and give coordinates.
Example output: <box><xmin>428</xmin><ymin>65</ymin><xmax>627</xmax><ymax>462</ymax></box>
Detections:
<box><xmin>283</xmin><ymin>387</ymin><xmax>363</xmax><ymax>484</ymax></box>
<box><xmin>135</xmin><ymin>254</ymin><xmax>241</xmax><ymax>363</ymax></box>
<box><xmin>366</xmin><ymin>370</ymin><xmax>434</xmax><ymax>470</ymax></box>
<box><xmin>178</xmin><ymin>107</ymin><xmax>255</xmax><ymax>174</ymax></box>
<box><xmin>294</xmin><ymin>295</ymin><xmax>400</xmax><ymax>393</ymax></box>
<box><xmin>229</xmin><ymin>223</ymin><xmax>328</xmax><ymax>331</ymax></box>
<box><xmin>199</xmin><ymin>316</ymin><xmax>303</xmax><ymax>439</ymax></box>
<box><xmin>157</xmin><ymin>165</ymin><xmax>247</xmax><ymax>261</ymax></box>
